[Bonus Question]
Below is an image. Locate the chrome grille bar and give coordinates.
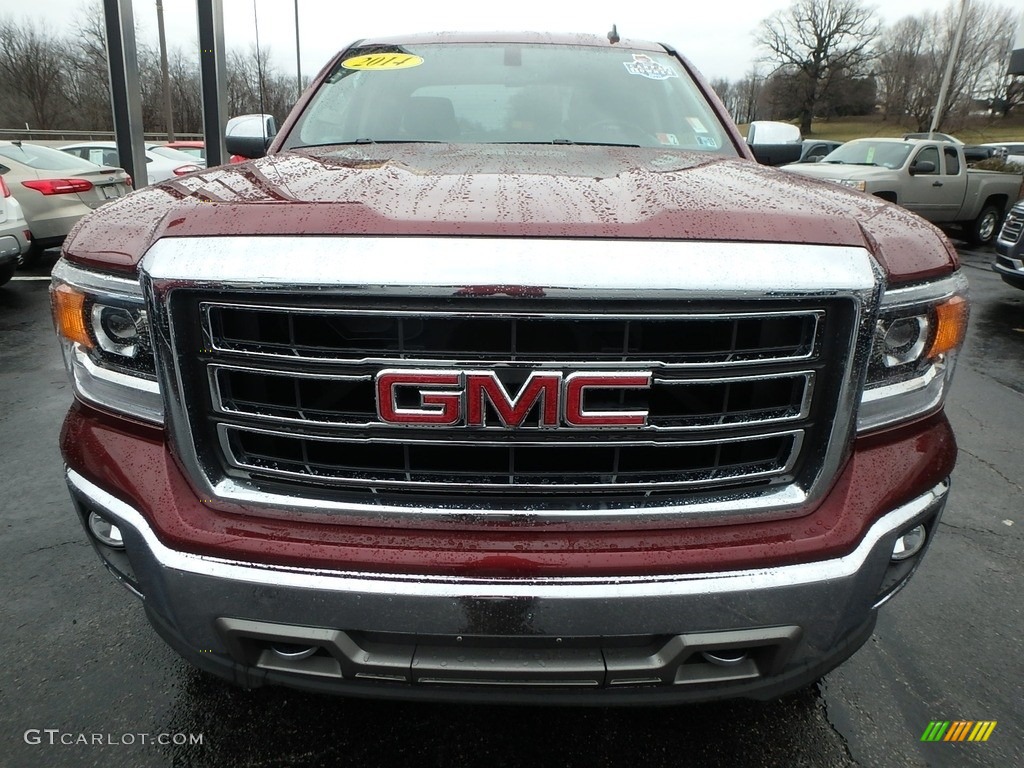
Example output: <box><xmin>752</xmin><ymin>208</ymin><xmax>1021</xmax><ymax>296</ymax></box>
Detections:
<box><xmin>217</xmin><ymin>424</ymin><xmax>804</xmax><ymax>491</ymax></box>
<box><xmin>208</xmin><ymin>363</ymin><xmax>815</xmax><ymax>433</ymax></box>
<box><xmin>201</xmin><ymin>303</ymin><xmax>823</xmax><ymax>369</ymax></box>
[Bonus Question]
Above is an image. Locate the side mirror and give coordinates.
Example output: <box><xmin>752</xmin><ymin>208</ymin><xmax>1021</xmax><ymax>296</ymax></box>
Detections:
<box><xmin>750</xmin><ymin>143</ymin><xmax>803</xmax><ymax>166</ymax></box>
<box><xmin>225</xmin><ymin>135</ymin><xmax>271</xmax><ymax>159</ymax></box>
<box><xmin>909</xmin><ymin>160</ymin><xmax>936</xmax><ymax>175</ymax></box>
<box><xmin>224</xmin><ymin>113</ymin><xmax>278</xmax><ymax>159</ymax></box>
<box><xmin>746</xmin><ymin>121</ymin><xmax>801</xmax><ymax>145</ymax></box>
<box><xmin>746</xmin><ymin>121</ymin><xmax>802</xmax><ymax>166</ymax></box>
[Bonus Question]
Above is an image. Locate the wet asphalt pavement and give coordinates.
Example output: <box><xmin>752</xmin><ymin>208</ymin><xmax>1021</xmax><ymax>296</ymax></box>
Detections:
<box><xmin>0</xmin><ymin>244</ymin><xmax>1021</xmax><ymax>768</ymax></box>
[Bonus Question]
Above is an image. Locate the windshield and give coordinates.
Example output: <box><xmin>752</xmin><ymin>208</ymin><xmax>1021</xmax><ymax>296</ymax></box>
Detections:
<box><xmin>821</xmin><ymin>141</ymin><xmax>913</xmax><ymax>170</ymax></box>
<box><xmin>0</xmin><ymin>143</ymin><xmax>101</xmax><ymax>171</ymax></box>
<box><xmin>284</xmin><ymin>42</ymin><xmax>735</xmax><ymax>154</ymax></box>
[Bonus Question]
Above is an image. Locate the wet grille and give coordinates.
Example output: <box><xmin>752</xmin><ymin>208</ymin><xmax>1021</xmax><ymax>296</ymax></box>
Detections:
<box><xmin>171</xmin><ymin>297</ymin><xmax>855</xmax><ymax>504</ymax></box>
<box><xmin>1000</xmin><ymin>206</ymin><xmax>1024</xmax><ymax>244</ymax></box>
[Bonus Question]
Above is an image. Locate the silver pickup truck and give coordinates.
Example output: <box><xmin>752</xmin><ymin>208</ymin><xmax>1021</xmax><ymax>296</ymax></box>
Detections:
<box><xmin>783</xmin><ymin>138</ymin><xmax>1023</xmax><ymax>245</ymax></box>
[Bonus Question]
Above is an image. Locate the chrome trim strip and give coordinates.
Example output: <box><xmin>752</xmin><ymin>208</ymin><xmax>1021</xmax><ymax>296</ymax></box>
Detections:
<box><xmin>858</xmin><ymin>363</ymin><xmax>946</xmax><ymax>433</ymax></box>
<box><xmin>140</xmin><ymin>237</ymin><xmax>882</xmax><ymax>523</ymax></box>
<box><xmin>201</xmin><ymin>301</ymin><xmax>824</xmax><ymax>369</ymax></box>
<box><xmin>878</xmin><ymin>271</ymin><xmax>968</xmax><ymax>310</ymax></box>
<box><xmin>218</xmin><ymin>421</ymin><xmax>804</xmax><ymax>450</ymax></box>
<box><xmin>217</xmin><ymin>423</ymin><xmax>803</xmax><ymax>492</ymax></box>
<box><xmin>65</xmin><ymin>468</ymin><xmax>948</xmax><ymax>596</ymax></box>
<box><xmin>52</xmin><ymin>259</ymin><xmax>145</xmax><ymax>300</ymax></box>
<box><xmin>145</xmin><ymin>238</ymin><xmax>878</xmax><ymax>296</ymax></box>
<box><xmin>64</xmin><ymin>343</ymin><xmax>164</xmax><ymax>424</ymax></box>
<box><xmin>203</xmin><ymin>303</ymin><xmax>826</xmax><ymax>321</ymax></box>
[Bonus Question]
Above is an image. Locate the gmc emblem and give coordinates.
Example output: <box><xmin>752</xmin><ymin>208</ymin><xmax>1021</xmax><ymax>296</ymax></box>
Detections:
<box><xmin>376</xmin><ymin>369</ymin><xmax>652</xmax><ymax>428</ymax></box>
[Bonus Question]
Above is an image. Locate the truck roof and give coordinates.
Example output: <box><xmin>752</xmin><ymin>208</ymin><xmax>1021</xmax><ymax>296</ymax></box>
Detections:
<box><xmin>350</xmin><ymin>30</ymin><xmax>665</xmax><ymax>52</ymax></box>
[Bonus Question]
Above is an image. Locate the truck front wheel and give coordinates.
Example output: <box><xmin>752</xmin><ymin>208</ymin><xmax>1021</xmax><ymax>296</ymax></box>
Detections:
<box><xmin>969</xmin><ymin>205</ymin><xmax>1001</xmax><ymax>245</ymax></box>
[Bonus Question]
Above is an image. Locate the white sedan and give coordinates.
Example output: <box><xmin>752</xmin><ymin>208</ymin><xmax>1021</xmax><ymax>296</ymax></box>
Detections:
<box><xmin>59</xmin><ymin>142</ymin><xmax>204</xmax><ymax>184</ymax></box>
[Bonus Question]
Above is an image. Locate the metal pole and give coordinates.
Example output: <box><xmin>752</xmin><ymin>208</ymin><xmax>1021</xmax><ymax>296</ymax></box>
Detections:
<box><xmin>928</xmin><ymin>0</ymin><xmax>970</xmax><ymax>137</ymax></box>
<box><xmin>101</xmin><ymin>0</ymin><xmax>148</xmax><ymax>187</ymax></box>
<box><xmin>294</xmin><ymin>0</ymin><xmax>302</xmax><ymax>101</ymax></box>
<box><xmin>156</xmin><ymin>0</ymin><xmax>175</xmax><ymax>141</ymax></box>
<box><xmin>197</xmin><ymin>0</ymin><xmax>228</xmax><ymax>166</ymax></box>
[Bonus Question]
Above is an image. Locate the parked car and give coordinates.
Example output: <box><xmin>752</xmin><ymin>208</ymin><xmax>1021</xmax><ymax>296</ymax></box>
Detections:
<box><xmin>900</xmin><ymin>132</ymin><xmax>1007</xmax><ymax>165</ymax></box>
<box><xmin>162</xmin><ymin>140</ymin><xmax>206</xmax><ymax>161</ymax></box>
<box><xmin>0</xmin><ymin>174</ymin><xmax>31</xmax><ymax>286</ymax></box>
<box><xmin>798</xmin><ymin>140</ymin><xmax>843</xmax><ymax>163</ymax></box>
<box><xmin>993</xmin><ymin>200</ymin><xmax>1024</xmax><ymax>289</ymax></box>
<box><xmin>782</xmin><ymin>137</ymin><xmax>1024</xmax><ymax>244</ymax></box>
<box><xmin>902</xmin><ymin>131</ymin><xmax>962</xmax><ymax>144</ymax></box>
<box><xmin>161</xmin><ymin>139</ymin><xmax>246</xmax><ymax>165</ymax></box>
<box><xmin>0</xmin><ymin>141</ymin><xmax>131</xmax><ymax>265</ymax></box>
<box><xmin>59</xmin><ymin>141</ymin><xmax>204</xmax><ymax>184</ymax></box>
<box><xmin>976</xmin><ymin>142</ymin><xmax>1024</xmax><ymax>166</ymax></box>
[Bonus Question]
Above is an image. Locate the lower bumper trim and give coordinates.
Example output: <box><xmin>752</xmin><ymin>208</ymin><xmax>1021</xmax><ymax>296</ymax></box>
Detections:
<box><xmin>66</xmin><ymin>469</ymin><xmax>947</xmax><ymax>703</ymax></box>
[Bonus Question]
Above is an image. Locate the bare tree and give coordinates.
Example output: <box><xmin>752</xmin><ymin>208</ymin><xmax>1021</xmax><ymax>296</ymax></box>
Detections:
<box><xmin>65</xmin><ymin>5</ymin><xmax>114</xmax><ymax>130</ymax></box>
<box><xmin>708</xmin><ymin>78</ymin><xmax>737</xmax><ymax>120</ymax></box>
<box><xmin>168</xmin><ymin>48</ymin><xmax>203</xmax><ymax>133</ymax></box>
<box><xmin>756</xmin><ymin>0</ymin><xmax>880</xmax><ymax>134</ymax></box>
<box><xmin>875</xmin><ymin>1</ymin><xmax>1017</xmax><ymax>130</ymax></box>
<box><xmin>0</xmin><ymin>18</ymin><xmax>70</xmax><ymax>128</ymax></box>
<box><xmin>972</xmin><ymin>6</ymin><xmax>1021</xmax><ymax>117</ymax></box>
<box><xmin>226</xmin><ymin>45</ymin><xmax>296</xmax><ymax>126</ymax></box>
<box><xmin>875</xmin><ymin>16</ymin><xmax>928</xmax><ymax>121</ymax></box>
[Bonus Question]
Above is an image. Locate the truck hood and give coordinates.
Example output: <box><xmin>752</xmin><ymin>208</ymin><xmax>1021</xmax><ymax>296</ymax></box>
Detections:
<box><xmin>63</xmin><ymin>144</ymin><xmax>956</xmax><ymax>281</ymax></box>
<box><xmin>781</xmin><ymin>162</ymin><xmax>892</xmax><ymax>182</ymax></box>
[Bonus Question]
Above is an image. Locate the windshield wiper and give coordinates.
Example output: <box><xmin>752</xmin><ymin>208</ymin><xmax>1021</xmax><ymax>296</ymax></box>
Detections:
<box><xmin>291</xmin><ymin>139</ymin><xmax>446</xmax><ymax>149</ymax></box>
<box><xmin>486</xmin><ymin>140</ymin><xmax>642</xmax><ymax>148</ymax></box>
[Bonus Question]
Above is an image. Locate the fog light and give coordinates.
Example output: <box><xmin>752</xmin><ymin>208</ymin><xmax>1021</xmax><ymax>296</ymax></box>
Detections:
<box><xmin>891</xmin><ymin>524</ymin><xmax>926</xmax><ymax>561</ymax></box>
<box><xmin>88</xmin><ymin>512</ymin><xmax>125</xmax><ymax>549</ymax></box>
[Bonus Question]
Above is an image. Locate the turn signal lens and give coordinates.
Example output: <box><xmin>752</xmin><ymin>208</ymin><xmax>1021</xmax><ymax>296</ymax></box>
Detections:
<box><xmin>927</xmin><ymin>295</ymin><xmax>968</xmax><ymax>358</ymax></box>
<box><xmin>51</xmin><ymin>283</ymin><xmax>93</xmax><ymax>348</ymax></box>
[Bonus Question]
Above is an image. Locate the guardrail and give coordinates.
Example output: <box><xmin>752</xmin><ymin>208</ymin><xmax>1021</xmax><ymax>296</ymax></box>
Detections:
<box><xmin>0</xmin><ymin>129</ymin><xmax>204</xmax><ymax>141</ymax></box>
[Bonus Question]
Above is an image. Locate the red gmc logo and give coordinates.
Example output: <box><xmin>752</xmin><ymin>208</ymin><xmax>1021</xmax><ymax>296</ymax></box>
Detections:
<box><xmin>376</xmin><ymin>369</ymin><xmax>652</xmax><ymax>428</ymax></box>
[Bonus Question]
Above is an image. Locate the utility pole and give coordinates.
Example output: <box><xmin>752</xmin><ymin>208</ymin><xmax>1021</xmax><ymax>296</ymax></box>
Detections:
<box><xmin>929</xmin><ymin>0</ymin><xmax>970</xmax><ymax>137</ymax></box>
<box><xmin>294</xmin><ymin>0</ymin><xmax>302</xmax><ymax>101</ymax></box>
<box><xmin>156</xmin><ymin>0</ymin><xmax>174</xmax><ymax>141</ymax></box>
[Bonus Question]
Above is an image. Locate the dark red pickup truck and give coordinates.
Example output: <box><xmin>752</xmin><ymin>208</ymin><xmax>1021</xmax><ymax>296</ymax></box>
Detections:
<box><xmin>51</xmin><ymin>32</ymin><xmax>967</xmax><ymax>704</ymax></box>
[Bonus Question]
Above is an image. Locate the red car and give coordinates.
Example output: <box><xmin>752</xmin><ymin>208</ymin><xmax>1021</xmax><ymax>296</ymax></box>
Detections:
<box><xmin>162</xmin><ymin>140</ymin><xmax>245</xmax><ymax>164</ymax></box>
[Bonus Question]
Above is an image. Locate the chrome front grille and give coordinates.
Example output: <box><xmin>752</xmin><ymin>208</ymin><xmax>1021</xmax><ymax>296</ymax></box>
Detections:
<box><xmin>166</xmin><ymin>296</ymin><xmax>856</xmax><ymax>505</ymax></box>
<box><xmin>999</xmin><ymin>205</ymin><xmax>1024</xmax><ymax>244</ymax></box>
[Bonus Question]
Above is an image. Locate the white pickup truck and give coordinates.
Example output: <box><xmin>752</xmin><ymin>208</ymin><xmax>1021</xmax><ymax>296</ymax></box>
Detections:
<box><xmin>783</xmin><ymin>138</ymin><xmax>1023</xmax><ymax>245</ymax></box>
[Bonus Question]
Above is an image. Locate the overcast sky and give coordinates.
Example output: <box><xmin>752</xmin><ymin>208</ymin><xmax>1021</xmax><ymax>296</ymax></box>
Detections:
<box><xmin>6</xmin><ymin>0</ymin><xmax>1018</xmax><ymax>82</ymax></box>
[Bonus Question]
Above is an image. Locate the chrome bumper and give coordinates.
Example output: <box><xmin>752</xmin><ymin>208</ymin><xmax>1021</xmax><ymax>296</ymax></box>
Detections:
<box><xmin>66</xmin><ymin>469</ymin><xmax>948</xmax><ymax>704</ymax></box>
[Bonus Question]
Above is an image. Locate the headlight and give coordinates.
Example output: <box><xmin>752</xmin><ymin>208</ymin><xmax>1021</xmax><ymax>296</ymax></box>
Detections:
<box><xmin>858</xmin><ymin>272</ymin><xmax>968</xmax><ymax>432</ymax></box>
<box><xmin>51</xmin><ymin>260</ymin><xmax>163</xmax><ymax>424</ymax></box>
<box><xmin>835</xmin><ymin>179</ymin><xmax>867</xmax><ymax>192</ymax></box>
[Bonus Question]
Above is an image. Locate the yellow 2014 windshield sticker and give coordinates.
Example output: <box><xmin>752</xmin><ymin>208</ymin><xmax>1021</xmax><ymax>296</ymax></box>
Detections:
<box><xmin>342</xmin><ymin>53</ymin><xmax>424</xmax><ymax>71</ymax></box>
